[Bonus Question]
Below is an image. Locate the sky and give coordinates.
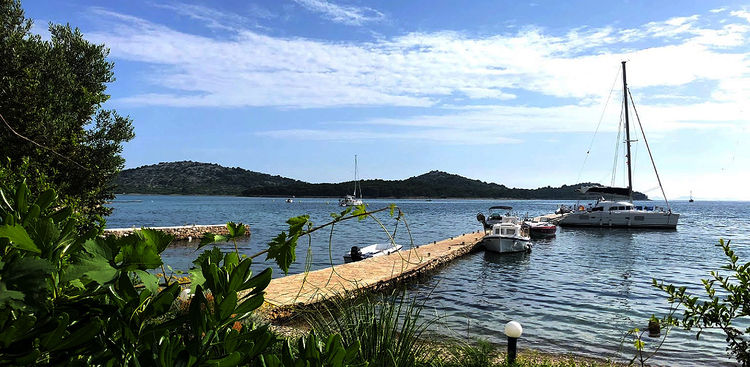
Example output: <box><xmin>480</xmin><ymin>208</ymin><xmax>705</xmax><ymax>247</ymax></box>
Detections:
<box><xmin>22</xmin><ymin>0</ymin><xmax>750</xmax><ymax>200</ymax></box>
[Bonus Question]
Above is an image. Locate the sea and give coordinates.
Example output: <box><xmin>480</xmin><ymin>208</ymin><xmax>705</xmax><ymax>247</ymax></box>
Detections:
<box><xmin>106</xmin><ymin>196</ymin><xmax>750</xmax><ymax>366</ymax></box>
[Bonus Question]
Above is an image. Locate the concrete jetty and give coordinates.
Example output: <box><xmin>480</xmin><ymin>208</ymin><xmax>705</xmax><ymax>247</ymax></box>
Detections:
<box><xmin>103</xmin><ymin>224</ymin><xmax>250</xmax><ymax>241</ymax></box>
<box><xmin>259</xmin><ymin>231</ymin><xmax>486</xmax><ymax>321</ymax></box>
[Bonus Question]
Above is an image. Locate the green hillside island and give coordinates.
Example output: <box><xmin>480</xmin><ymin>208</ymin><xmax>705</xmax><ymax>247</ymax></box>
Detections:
<box><xmin>115</xmin><ymin>161</ymin><xmax>649</xmax><ymax>200</ymax></box>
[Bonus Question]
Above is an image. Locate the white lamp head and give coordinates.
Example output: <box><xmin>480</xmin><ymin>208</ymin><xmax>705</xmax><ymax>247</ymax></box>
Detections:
<box><xmin>504</xmin><ymin>320</ymin><xmax>523</xmax><ymax>338</ymax></box>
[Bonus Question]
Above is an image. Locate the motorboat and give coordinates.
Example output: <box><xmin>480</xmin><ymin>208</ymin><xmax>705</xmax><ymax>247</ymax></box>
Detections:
<box><xmin>340</xmin><ymin>155</ymin><xmax>364</xmax><ymax>207</ymax></box>
<box><xmin>476</xmin><ymin>205</ymin><xmax>513</xmax><ymax>231</ymax></box>
<box><xmin>343</xmin><ymin>243</ymin><xmax>403</xmax><ymax>263</ymax></box>
<box><xmin>285</xmin><ymin>198</ymin><xmax>293</xmax><ymax>203</ymax></box>
<box><xmin>523</xmin><ymin>221</ymin><xmax>557</xmax><ymax>238</ymax></box>
<box><xmin>557</xmin><ymin>62</ymin><xmax>679</xmax><ymax>229</ymax></box>
<box><xmin>482</xmin><ymin>217</ymin><xmax>531</xmax><ymax>254</ymax></box>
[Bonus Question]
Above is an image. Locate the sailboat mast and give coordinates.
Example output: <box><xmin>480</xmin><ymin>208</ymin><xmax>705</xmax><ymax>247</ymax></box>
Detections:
<box><xmin>621</xmin><ymin>61</ymin><xmax>633</xmax><ymax>201</ymax></box>
<box><xmin>352</xmin><ymin>154</ymin><xmax>359</xmax><ymax>198</ymax></box>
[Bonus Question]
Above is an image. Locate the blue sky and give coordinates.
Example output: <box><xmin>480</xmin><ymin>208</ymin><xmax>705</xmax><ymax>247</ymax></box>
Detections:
<box><xmin>23</xmin><ymin>0</ymin><xmax>750</xmax><ymax>200</ymax></box>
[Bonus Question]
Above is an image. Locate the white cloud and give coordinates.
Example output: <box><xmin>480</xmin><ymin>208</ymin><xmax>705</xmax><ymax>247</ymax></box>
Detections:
<box><xmin>86</xmin><ymin>6</ymin><xmax>750</xmax><ymax>145</ymax></box>
<box><xmin>292</xmin><ymin>0</ymin><xmax>384</xmax><ymax>25</ymax></box>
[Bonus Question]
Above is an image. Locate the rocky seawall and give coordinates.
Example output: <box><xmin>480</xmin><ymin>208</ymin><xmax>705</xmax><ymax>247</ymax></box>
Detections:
<box><xmin>103</xmin><ymin>224</ymin><xmax>250</xmax><ymax>241</ymax></box>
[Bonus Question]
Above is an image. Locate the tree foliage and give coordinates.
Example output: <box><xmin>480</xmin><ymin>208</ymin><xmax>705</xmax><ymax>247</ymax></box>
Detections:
<box><xmin>0</xmin><ymin>0</ymin><xmax>134</xmax><ymax>230</ymax></box>
<box><xmin>654</xmin><ymin>239</ymin><xmax>750</xmax><ymax>366</ymax></box>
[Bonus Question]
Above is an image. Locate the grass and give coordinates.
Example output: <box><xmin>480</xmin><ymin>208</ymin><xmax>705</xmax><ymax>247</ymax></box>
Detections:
<box><xmin>289</xmin><ymin>289</ymin><xmax>623</xmax><ymax>367</ymax></box>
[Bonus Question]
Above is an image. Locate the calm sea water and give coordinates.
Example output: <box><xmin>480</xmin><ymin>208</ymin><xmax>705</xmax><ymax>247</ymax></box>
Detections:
<box><xmin>107</xmin><ymin>196</ymin><xmax>750</xmax><ymax>366</ymax></box>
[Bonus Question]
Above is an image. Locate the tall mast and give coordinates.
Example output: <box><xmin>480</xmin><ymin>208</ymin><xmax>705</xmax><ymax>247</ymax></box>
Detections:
<box><xmin>353</xmin><ymin>155</ymin><xmax>358</xmax><ymax>197</ymax></box>
<box><xmin>622</xmin><ymin>61</ymin><xmax>633</xmax><ymax>201</ymax></box>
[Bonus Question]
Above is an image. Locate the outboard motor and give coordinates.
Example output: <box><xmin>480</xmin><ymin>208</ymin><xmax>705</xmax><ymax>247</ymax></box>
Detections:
<box><xmin>476</xmin><ymin>213</ymin><xmax>490</xmax><ymax>232</ymax></box>
<box><xmin>350</xmin><ymin>246</ymin><xmax>363</xmax><ymax>261</ymax></box>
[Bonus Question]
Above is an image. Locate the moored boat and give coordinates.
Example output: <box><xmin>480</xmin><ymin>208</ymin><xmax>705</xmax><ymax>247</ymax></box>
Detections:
<box><xmin>344</xmin><ymin>243</ymin><xmax>403</xmax><ymax>263</ymax></box>
<box><xmin>524</xmin><ymin>221</ymin><xmax>557</xmax><ymax>238</ymax></box>
<box><xmin>340</xmin><ymin>155</ymin><xmax>364</xmax><ymax>207</ymax></box>
<box><xmin>482</xmin><ymin>217</ymin><xmax>531</xmax><ymax>254</ymax></box>
<box><xmin>557</xmin><ymin>61</ymin><xmax>679</xmax><ymax>230</ymax></box>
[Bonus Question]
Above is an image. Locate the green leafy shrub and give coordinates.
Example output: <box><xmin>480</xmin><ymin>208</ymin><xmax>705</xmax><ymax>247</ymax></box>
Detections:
<box><xmin>0</xmin><ymin>181</ymin><xmax>276</xmax><ymax>365</ymax></box>
<box><xmin>654</xmin><ymin>239</ymin><xmax>750</xmax><ymax>366</ymax></box>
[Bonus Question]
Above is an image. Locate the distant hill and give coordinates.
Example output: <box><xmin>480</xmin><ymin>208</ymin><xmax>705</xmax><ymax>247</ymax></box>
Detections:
<box><xmin>116</xmin><ymin>162</ymin><xmax>648</xmax><ymax>200</ymax></box>
<box><xmin>240</xmin><ymin>170</ymin><xmax>649</xmax><ymax>200</ymax></box>
<box><xmin>115</xmin><ymin>161</ymin><xmax>302</xmax><ymax>195</ymax></box>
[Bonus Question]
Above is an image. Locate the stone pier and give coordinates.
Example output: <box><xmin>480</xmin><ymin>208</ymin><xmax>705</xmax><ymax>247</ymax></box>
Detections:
<box><xmin>103</xmin><ymin>224</ymin><xmax>250</xmax><ymax>241</ymax></box>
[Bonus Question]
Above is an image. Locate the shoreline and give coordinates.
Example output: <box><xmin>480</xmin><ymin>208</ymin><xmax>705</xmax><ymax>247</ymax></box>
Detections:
<box><xmin>112</xmin><ymin>193</ymin><xmax>655</xmax><ymax>201</ymax></box>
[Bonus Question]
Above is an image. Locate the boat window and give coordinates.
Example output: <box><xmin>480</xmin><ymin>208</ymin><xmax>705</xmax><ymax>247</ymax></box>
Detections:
<box><xmin>609</xmin><ymin>207</ymin><xmax>617</xmax><ymax>211</ymax></box>
<box><xmin>507</xmin><ymin>229</ymin><xmax>515</xmax><ymax>235</ymax></box>
<box><xmin>494</xmin><ymin>229</ymin><xmax>500</xmax><ymax>235</ymax></box>
<box><xmin>635</xmin><ymin>206</ymin><xmax>643</xmax><ymax>210</ymax></box>
<box><xmin>591</xmin><ymin>207</ymin><xmax>603</xmax><ymax>211</ymax></box>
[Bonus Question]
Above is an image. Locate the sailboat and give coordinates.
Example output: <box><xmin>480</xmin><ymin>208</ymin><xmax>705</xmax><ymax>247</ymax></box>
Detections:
<box><xmin>689</xmin><ymin>191</ymin><xmax>694</xmax><ymax>203</ymax></box>
<box><xmin>557</xmin><ymin>62</ymin><xmax>679</xmax><ymax>229</ymax></box>
<box><xmin>339</xmin><ymin>155</ymin><xmax>364</xmax><ymax>207</ymax></box>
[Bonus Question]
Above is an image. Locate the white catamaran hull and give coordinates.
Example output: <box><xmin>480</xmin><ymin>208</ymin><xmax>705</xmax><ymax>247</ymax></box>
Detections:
<box><xmin>483</xmin><ymin>236</ymin><xmax>531</xmax><ymax>253</ymax></box>
<box><xmin>557</xmin><ymin>211</ymin><xmax>679</xmax><ymax>229</ymax></box>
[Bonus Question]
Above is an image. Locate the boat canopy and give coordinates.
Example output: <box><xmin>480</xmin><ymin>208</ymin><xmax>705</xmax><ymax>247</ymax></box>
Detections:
<box><xmin>578</xmin><ymin>185</ymin><xmax>630</xmax><ymax>197</ymax></box>
<box><xmin>489</xmin><ymin>205</ymin><xmax>513</xmax><ymax>210</ymax></box>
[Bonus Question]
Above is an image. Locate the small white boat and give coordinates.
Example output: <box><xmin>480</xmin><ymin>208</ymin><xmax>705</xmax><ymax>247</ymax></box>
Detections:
<box><xmin>343</xmin><ymin>243</ymin><xmax>403</xmax><ymax>263</ymax></box>
<box><xmin>482</xmin><ymin>217</ymin><xmax>531</xmax><ymax>254</ymax></box>
<box><xmin>285</xmin><ymin>198</ymin><xmax>293</xmax><ymax>203</ymax></box>
<box><xmin>339</xmin><ymin>194</ymin><xmax>362</xmax><ymax>207</ymax></box>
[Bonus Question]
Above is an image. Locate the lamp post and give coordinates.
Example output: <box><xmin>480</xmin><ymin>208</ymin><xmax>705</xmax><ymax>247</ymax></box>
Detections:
<box><xmin>504</xmin><ymin>321</ymin><xmax>523</xmax><ymax>364</ymax></box>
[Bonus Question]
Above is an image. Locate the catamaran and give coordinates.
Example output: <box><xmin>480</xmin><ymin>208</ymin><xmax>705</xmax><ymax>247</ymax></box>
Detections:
<box><xmin>557</xmin><ymin>62</ymin><xmax>679</xmax><ymax>229</ymax></box>
<box><xmin>339</xmin><ymin>155</ymin><xmax>364</xmax><ymax>207</ymax></box>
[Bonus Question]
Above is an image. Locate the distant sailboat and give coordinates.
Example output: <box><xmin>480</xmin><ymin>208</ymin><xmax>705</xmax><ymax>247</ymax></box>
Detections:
<box><xmin>339</xmin><ymin>155</ymin><xmax>364</xmax><ymax>207</ymax></box>
<box><xmin>689</xmin><ymin>191</ymin><xmax>694</xmax><ymax>203</ymax></box>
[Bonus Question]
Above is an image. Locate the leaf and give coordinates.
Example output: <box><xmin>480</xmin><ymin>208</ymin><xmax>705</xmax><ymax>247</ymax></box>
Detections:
<box><xmin>134</xmin><ymin>270</ymin><xmax>159</xmax><ymax>294</ymax></box>
<box><xmin>234</xmin><ymin>293</ymin><xmax>264</xmax><ymax>316</ymax></box>
<box><xmin>206</xmin><ymin>351</ymin><xmax>242</xmax><ymax>367</ymax></box>
<box><xmin>15</xmin><ymin>180</ymin><xmax>28</xmax><ymax>214</ymax></box>
<box><xmin>115</xmin><ymin>238</ymin><xmax>163</xmax><ymax>271</ymax></box>
<box><xmin>218</xmin><ymin>292</ymin><xmax>238</xmax><ymax>320</ymax></box>
<box><xmin>139</xmin><ymin>228</ymin><xmax>174</xmax><ymax>253</ymax></box>
<box><xmin>0</xmin><ymin>224</ymin><xmax>40</xmax><ymax>254</ymax></box>
<box><xmin>389</xmin><ymin>203</ymin><xmax>396</xmax><ymax>217</ymax></box>
<box><xmin>144</xmin><ymin>283</ymin><xmax>180</xmax><ymax>319</ymax></box>
<box><xmin>240</xmin><ymin>268</ymin><xmax>272</xmax><ymax>295</ymax></box>
<box><xmin>34</xmin><ymin>189</ymin><xmax>57</xmax><ymax>212</ymax></box>
<box><xmin>352</xmin><ymin>204</ymin><xmax>367</xmax><ymax>221</ymax></box>
<box><xmin>198</xmin><ymin>232</ymin><xmax>229</xmax><ymax>250</ymax></box>
<box><xmin>266</xmin><ymin>232</ymin><xmax>296</xmax><ymax>275</ymax></box>
<box><xmin>226</xmin><ymin>222</ymin><xmax>247</xmax><ymax>239</ymax></box>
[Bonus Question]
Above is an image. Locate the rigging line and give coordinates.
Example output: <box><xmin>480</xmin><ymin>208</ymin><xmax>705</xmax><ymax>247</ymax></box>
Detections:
<box><xmin>575</xmin><ymin>66</ymin><xmax>622</xmax><ymax>184</ymax></box>
<box><xmin>0</xmin><ymin>112</ymin><xmax>88</xmax><ymax>171</ymax></box>
<box><xmin>627</xmin><ymin>88</ymin><xmax>671</xmax><ymax>210</ymax></box>
<box><xmin>611</xmin><ymin>103</ymin><xmax>624</xmax><ymax>186</ymax></box>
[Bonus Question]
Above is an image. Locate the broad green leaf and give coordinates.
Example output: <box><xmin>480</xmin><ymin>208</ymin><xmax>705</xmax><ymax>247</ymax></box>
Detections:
<box><xmin>206</xmin><ymin>351</ymin><xmax>242</xmax><ymax>367</ymax></box>
<box><xmin>144</xmin><ymin>283</ymin><xmax>180</xmax><ymax>318</ymax></box>
<box><xmin>0</xmin><ymin>224</ymin><xmax>40</xmax><ymax>254</ymax></box>
<box><xmin>240</xmin><ymin>268</ymin><xmax>272</xmax><ymax>295</ymax></box>
<box><xmin>49</xmin><ymin>319</ymin><xmax>102</xmax><ymax>351</ymax></box>
<box><xmin>134</xmin><ymin>269</ymin><xmax>159</xmax><ymax>294</ymax></box>
<box><xmin>227</xmin><ymin>257</ymin><xmax>251</xmax><ymax>292</ymax></box>
<box><xmin>115</xmin><ymin>238</ymin><xmax>163</xmax><ymax>270</ymax></box>
<box><xmin>198</xmin><ymin>232</ymin><xmax>229</xmax><ymax>250</ymax></box>
<box><xmin>15</xmin><ymin>180</ymin><xmax>28</xmax><ymax>214</ymax></box>
<box><xmin>266</xmin><ymin>232</ymin><xmax>295</xmax><ymax>274</ymax></box>
<box><xmin>234</xmin><ymin>293</ymin><xmax>265</xmax><ymax>315</ymax></box>
<box><xmin>226</xmin><ymin>222</ymin><xmax>247</xmax><ymax>239</ymax></box>
<box><xmin>139</xmin><ymin>228</ymin><xmax>174</xmax><ymax>253</ymax></box>
<box><xmin>218</xmin><ymin>292</ymin><xmax>237</xmax><ymax>320</ymax></box>
<box><xmin>34</xmin><ymin>189</ymin><xmax>57</xmax><ymax>211</ymax></box>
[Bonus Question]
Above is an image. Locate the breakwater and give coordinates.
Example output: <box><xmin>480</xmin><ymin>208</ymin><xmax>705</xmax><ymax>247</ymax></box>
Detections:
<box><xmin>256</xmin><ymin>231</ymin><xmax>485</xmax><ymax>321</ymax></box>
<box><xmin>103</xmin><ymin>224</ymin><xmax>250</xmax><ymax>241</ymax></box>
